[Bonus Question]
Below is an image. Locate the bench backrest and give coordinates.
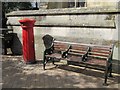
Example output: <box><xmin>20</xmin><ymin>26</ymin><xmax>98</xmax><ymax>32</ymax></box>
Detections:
<box><xmin>88</xmin><ymin>44</ymin><xmax>114</xmax><ymax>60</ymax></box>
<box><xmin>68</xmin><ymin>44</ymin><xmax>89</xmax><ymax>56</ymax></box>
<box><xmin>53</xmin><ymin>41</ymin><xmax>70</xmax><ymax>53</ymax></box>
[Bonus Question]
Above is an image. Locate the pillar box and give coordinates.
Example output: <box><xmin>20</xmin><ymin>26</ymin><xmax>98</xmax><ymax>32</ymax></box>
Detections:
<box><xmin>19</xmin><ymin>18</ymin><xmax>36</xmax><ymax>64</ymax></box>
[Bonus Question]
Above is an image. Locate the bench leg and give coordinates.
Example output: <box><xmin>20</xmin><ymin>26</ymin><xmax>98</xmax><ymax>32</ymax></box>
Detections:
<box><xmin>43</xmin><ymin>63</ymin><xmax>46</xmax><ymax>70</ymax></box>
<box><xmin>52</xmin><ymin>58</ymin><xmax>58</xmax><ymax>67</ymax></box>
<box><xmin>67</xmin><ymin>61</ymin><xmax>71</xmax><ymax>65</ymax></box>
<box><xmin>52</xmin><ymin>58</ymin><xmax>55</xmax><ymax>65</ymax></box>
<box><xmin>43</xmin><ymin>55</ymin><xmax>46</xmax><ymax>70</ymax></box>
<box><xmin>103</xmin><ymin>64</ymin><xmax>109</xmax><ymax>86</ymax></box>
<box><xmin>52</xmin><ymin>58</ymin><xmax>60</xmax><ymax>68</ymax></box>
<box><xmin>103</xmin><ymin>71</ymin><xmax>109</xmax><ymax>86</ymax></box>
<box><xmin>109</xmin><ymin>63</ymin><xmax>113</xmax><ymax>77</ymax></box>
<box><xmin>52</xmin><ymin>60</ymin><xmax>55</xmax><ymax>65</ymax></box>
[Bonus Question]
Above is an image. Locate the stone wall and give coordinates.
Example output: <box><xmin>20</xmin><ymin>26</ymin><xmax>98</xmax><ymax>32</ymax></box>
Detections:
<box><xmin>6</xmin><ymin>7</ymin><xmax>120</xmax><ymax>61</ymax></box>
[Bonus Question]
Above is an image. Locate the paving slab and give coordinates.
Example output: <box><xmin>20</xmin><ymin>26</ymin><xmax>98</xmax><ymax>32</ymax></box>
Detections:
<box><xmin>1</xmin><ymin>55</ymin><xmax>120</xmax><ymax>89</ymax></box>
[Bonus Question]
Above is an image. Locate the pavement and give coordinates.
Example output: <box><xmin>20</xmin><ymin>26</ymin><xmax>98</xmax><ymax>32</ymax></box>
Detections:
<box><xmin>1</xmin><ymin>55</ymin><xmax>120</xmax><ymax>89</ymax></box>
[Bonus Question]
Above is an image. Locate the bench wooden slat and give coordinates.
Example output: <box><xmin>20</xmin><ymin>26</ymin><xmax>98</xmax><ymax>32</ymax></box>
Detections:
<box><xmin>88</xmin><ymin>55</ymin><xmax>108</xmax><ymax>59</ymax></box>
<box><xmin>67</xmin><ymin>56</ymin><xmax>83</xmax><ymax>62</ymax></box>
<box><xmin>54</xmin><ymin>45</ymin><xmax>68</xmax><ymax>48</ymax></box>
<box><xmin>92</xmin><ymin>48</ymin><xmax>111</xmax><ymax>51</ymax></box>
<box><xmin>90</xmin><ymin>50</ymin><xmax>111</xmax><ymax>54</ymax></box>
<box><xmin>68</xmin><ymin>52</ymin><xmax>84</xmax><ymax>56</ymax></box>
<box><xmin>53</xmin><ymin>42</ymin><xmax>69</xmax><ymax>52</ymax></box>
<box><xmin>54</xmin><ymin>48</ymin><xmax>68</xmax><ymax>52</ymax></box>
<box><xmin>70</xmin><ymin>49</ymin><xmax>87</xmax><ymax>53</ymax></box>
<box><xmin>71</xmin><ymin>47</ymin><xmax>88</xmax><ymax>50</ymax></box>
<box><xmin>85</xmin><ymin>58</ymin><xmax>107</xmax><ymax>66</ymax></box>
<box><xmin>89</xmin><ymin>52</ymin><xmax>110</xmax><ymax>56</ymax></box>
<box><xmin>54</xmin><ymin>45</ymin><xmax>67</xmax><ymax>47</ymax></box>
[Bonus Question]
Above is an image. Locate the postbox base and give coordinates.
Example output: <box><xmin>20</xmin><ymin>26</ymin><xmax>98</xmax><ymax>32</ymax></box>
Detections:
<box><xmin>25</xmin><ymin>60</ymin><xmax>36</xmax><ymax>64</ymax></box>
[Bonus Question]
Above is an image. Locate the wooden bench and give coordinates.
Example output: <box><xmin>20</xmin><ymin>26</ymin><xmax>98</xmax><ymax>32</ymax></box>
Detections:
<box><xmin>42</xmin><ymin>35</ymin><xmax>114</xmax><ymax>85</ymax></box>
<box><xmin>67</xmin><ymin>43</ymin><xmax>114</xmax><ymax>86</ymax></box>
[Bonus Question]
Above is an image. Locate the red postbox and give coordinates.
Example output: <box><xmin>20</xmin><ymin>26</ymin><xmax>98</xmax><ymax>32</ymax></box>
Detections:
<box><xmin>19</xmin><ymin>18</ymin><xmax>36</xmax><ymax>64</ymax></box>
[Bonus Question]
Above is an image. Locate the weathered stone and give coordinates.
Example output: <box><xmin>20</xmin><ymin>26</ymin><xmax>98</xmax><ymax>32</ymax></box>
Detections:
<box><xmin>7</xmin><ymin>15</ymin><xmax>115</xmax><ymax>27</ymax></box>
<box><xmin>6</xmin><ymin>6</ymin><xmax>119</xmax><ymax>16</ymax></box>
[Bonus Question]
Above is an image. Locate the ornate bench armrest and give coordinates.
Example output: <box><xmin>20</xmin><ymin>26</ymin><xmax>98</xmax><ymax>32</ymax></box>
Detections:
<box><xmin>82</xmin><ymin>46</ymin><xmax>90</xmax><ymax>61</ymax></box>
<box><xmin>62</xmin><ymin>45</ymin><xmax>72</xmax><ymax>58</ymax></box>
<box><xmin>44</xmin><ymin>45</ymin><xmax>54</xmax><ymax>55</ymax></box>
